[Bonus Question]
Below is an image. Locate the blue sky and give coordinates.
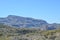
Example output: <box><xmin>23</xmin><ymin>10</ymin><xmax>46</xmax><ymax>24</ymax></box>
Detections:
<box><xmin>0</xmin><ymin>0</ymin><xmax>60</xmax><ymax>23</ymax></box>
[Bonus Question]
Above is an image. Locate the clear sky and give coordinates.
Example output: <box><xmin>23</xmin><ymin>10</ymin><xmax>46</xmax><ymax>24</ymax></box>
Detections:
<box><xmin>0</xmin><ymin>0</ymin><xmax>60</xmax><ymax>23</ymax></box>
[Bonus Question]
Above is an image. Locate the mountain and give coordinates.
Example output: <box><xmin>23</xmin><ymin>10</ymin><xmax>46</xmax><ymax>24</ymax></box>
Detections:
<box><xmin>0</xmin><ymin>15</ymin><xmax>60</xmax><ymax>30</ymax></box>
<box><xmin>0</xmin><ymin>15</ymin><xmax>47</xmax><ymax>27</ymax></box>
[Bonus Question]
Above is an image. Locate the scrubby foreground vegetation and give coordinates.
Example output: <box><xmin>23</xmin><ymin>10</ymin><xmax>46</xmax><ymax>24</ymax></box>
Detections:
<box><xmin>0</xmin><ymin>24</ymin><xmax>60</xmax><ymax>40</ymax></box>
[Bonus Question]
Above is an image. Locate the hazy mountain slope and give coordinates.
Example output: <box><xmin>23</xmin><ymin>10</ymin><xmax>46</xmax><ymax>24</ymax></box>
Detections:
<box><xmin>0</xmin><ymin>15</ymin><xmax>48</xmax><ymax>28</ymax></box>
<box><xmin>0</xmin><ymin>15</ymin><xmax>60</xmax><ymax>30</ymax></box>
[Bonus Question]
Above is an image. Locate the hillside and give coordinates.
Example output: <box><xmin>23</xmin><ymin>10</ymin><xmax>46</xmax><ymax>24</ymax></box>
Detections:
<box><xmin>0</xmin><ymin>15</ymin><xmax>60</xmax><ymax>40</ymax></box>
<box><xmin>0</xmin><ymin>15</ymin><xmax>47</xmax><ymax>28</ymax></box>
<box><xmin>0</xmin><ymin>24</ymin><xmax>60</xmax><ymax>40</ymax></box>
<box><xmin>0</xmin><ymin>15</ymin><xmax>60</xmax><ymax>30</ymax></box>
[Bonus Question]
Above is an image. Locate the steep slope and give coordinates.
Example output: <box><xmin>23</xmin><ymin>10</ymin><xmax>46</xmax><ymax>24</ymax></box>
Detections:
<box><xmin>0</xmin><ymin>15</ymin><xmax>48</xmax><ymax>28</ymax></box>
<box><xmin>0</xmin><ymin>15</ymin><xmax>60</xmax><ymax>30</ymax></box>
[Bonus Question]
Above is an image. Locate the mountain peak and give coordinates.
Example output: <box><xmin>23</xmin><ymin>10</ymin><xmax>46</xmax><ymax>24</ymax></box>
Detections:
<box><xmin>0</xmin><ymin>15</ymin><xmax>48</xmax><ymax>29</ymax></box>
<box><xmin>7</xmin><ymin>15</ymin><xmax>20</xmax><ymax>18</ymax></box>
<box><xmin>0</xmin><ymin>15</ymin><xmax>60</xmax><ymax>30</ymax></box>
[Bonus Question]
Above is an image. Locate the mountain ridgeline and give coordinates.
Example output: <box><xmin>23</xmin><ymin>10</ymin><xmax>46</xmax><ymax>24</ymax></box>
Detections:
<box><xmin>0</xmin><ymin>15</ymin><xmax>60</xmax><ymax>30</ymax></box>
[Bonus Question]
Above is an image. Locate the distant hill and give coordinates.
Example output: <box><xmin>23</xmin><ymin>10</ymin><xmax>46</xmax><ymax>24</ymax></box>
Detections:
<box><xmin>0</xmin><ymin>15</ymin><xmax>60</xmax><ymax>30</ymax></box>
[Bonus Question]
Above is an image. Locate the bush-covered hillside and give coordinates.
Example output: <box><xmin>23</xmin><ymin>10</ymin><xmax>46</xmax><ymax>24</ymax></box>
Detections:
<box><xmin>0</xmin><ymin>24</ymin><xmax>60</xmax><ymax>40</ymax></box>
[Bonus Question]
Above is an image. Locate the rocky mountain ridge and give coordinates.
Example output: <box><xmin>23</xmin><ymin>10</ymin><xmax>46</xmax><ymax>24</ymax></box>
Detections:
<box><xmin>0</xmin><ymin>15</ymin><xmax>60</xmax><ymax>30</ymax></box>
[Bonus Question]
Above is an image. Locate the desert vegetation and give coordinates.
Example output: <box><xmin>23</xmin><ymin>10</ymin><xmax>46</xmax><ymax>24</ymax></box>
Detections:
<box><xmin>0</xmin><ymin>24</ymin><xmax>60</xmax><ymax>40</ymax></box>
